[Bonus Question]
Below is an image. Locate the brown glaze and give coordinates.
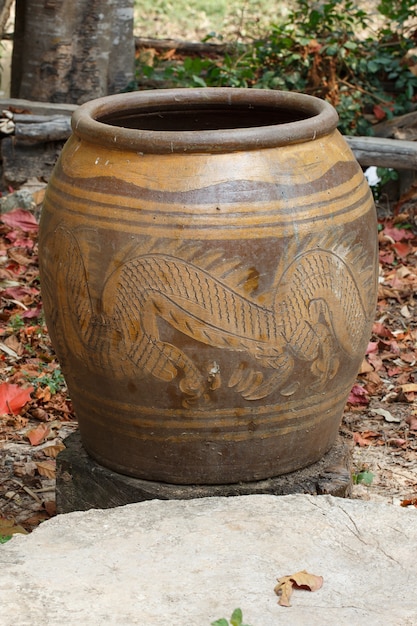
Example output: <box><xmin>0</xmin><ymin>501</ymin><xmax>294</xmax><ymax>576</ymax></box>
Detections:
<box><xmin>39</xmin><ymin>88</ymin><xmax>378</xmax><ymax>484</ymax></box>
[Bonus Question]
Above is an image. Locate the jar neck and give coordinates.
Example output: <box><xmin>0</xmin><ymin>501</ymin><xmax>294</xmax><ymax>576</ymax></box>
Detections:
<box><xmin>71</xmin><ymin>88</ymin><xmax>339</xmax><ymax>154</ymax></box>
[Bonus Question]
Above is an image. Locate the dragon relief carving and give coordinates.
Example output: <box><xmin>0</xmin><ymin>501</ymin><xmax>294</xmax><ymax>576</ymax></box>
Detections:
<box><xmin>42</xmin><ymin>226</ymin><xmax>375</xmax><ymax>404</ymax></box>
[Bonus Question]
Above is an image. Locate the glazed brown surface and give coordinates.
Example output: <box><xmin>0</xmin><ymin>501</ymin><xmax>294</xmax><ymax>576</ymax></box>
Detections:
<box><xmin>39</xmin><ymin>89</ymin><xmax>378</xmax><ymax>484</ymax></box>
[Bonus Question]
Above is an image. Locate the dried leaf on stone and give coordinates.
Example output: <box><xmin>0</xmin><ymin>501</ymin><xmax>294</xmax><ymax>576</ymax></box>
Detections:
<box><xmin>400</xmin><ymin>498</ymin><xmax>417</xmax><ymax>508</ymax></box>
<box><xmin>274</xmin><ymin>570</ymin><xmax>323</xmax><ymax>607</ymax></box>
<box><xmin>42</xmin><ymin>442</ymin><xmax>65</xmax><ymax>458</ymax></box>
<box><xmin>0</xmin><ymin>517</ymin><xmax>28</xmax><ymax>537</ymax></box>
<box><xmin>35</xmin><ymin>459</ymin><xmax>56</xmax><ymax>478</ymax></box>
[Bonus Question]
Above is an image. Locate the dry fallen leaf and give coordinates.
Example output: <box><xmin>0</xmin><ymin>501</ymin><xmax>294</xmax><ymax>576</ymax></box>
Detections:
<box><xmin>26</xmin><ymin>423</ymin><xmax>50</xmax><ymax>446</ymax></box>
<box><xmin>353</xmin><ymin>430</ymin><xmax>381</xmax><ymax>447</ymax></box>
<box><xmin>400</xmin><ymin>498</ymin><xmax>417</xmax><ymax>508</ymax></box>
<box><xmin>274</xmin><ymin>570</ymin><xmax>323</xmax><ymax>607</ymax></box>
<box><xmin>0</xmin><ymin>517</ymin><xmax>28</xmax><ymax>537</ymax></box>
<box><xmin>1</xmin><ymin>207</ymin><xmax>39</xmax><ymax>232</ymax></box>
<box><xmin>347</xmin><ymin>384</ymin><xmax>369</xmax><ymax>406</ymax></box>
<box><xmin>42</xmin><ymin>442</ymin><xmax>66</xmax><ymax>458</ymax></box>
<box><xmin>371</xmin><ymin>408</ymin><xmax>401</xmax><ymax>423</ymax></box>
<box><xmin>0</xmin><ymin>382</ymin><xmax>34</xmax><ymax>415</ymax></box>
<box><xmin>35</xmin><ymin>459</ymin><xmax>56</xmax><ymax>479</ymax></box>
<box><xmin>401</xmin><ymin>383</ymin><xmax>417</xmax><ymax>394</ymax></box>
<box><xmin>406</xmin><ymin>415</ymin><xmax>417</xmax><ymax>431</ymax></box>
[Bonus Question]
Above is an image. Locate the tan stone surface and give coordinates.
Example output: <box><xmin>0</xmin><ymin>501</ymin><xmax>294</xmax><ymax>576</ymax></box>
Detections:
<box><xmin>1</xmin><ymin>494</ymin><xmax>416</xmax><ymax>625</ymax></box>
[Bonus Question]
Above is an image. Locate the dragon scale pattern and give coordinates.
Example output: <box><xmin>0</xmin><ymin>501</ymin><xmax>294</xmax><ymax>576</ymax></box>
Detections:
<box><xmin>47</xmin><ymin>227</ymin><xmax>371</xmax><ymax>402</ymax></box>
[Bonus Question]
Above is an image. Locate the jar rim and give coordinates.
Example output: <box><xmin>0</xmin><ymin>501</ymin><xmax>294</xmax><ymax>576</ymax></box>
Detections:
<box><xmin>72</xmin><ymin>88</ymin><xmax>339</xmax><ymax>154</ymax></box>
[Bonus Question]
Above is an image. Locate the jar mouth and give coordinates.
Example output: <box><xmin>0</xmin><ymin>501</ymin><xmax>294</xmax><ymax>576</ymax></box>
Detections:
<box><xmin>72</xmin><ymin>88</ymin><xmax>339</xmax><ymax>153</ymax></box>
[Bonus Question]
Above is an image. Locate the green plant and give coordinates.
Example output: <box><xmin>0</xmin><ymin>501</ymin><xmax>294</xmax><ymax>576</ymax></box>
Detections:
<box><xmin>352</xmin><ymin>469</ymin><xmax>374</xmax><ymax>485</ymax></box>
<box><xmin>8</xmin><ymin>313</ymin><xmax>25</xmax><ymax>332</ymax></box>
<box><xmin>134</xmin><ymin>0</ymin><xmax>417</xmax><ymax>137</ymax></box>
<box><xmin>248</xmin><ymin>0</ymin><xmax>417</xmax><ymax>134</ymax></box>
<box><xmin>211</xmin><ymin>608</ymin><xmax>252</xmax><ymax>626</ymax></box>
<box><xmin>0</xmin><ymin>535</ymin><xmax>12</xmax><ymax>544</ymax></box>
<box><xmin>36</xmin><ymin>367</ymin><xmax>66</xmax><ymax>394</ymax></box>
<box><xmin>24</xmin><ymin>365</ymin><xmax>66</xmax><ymax>394</ymax></box>
<box><xmin>377</xmin><ymin>0</ymin><xmax>417</xmax><ymax>32</ymax></box>
<box><xmin>374</xmin><ymin>167</ymin><xmax>400</xmax><ymax>201</ymax></box>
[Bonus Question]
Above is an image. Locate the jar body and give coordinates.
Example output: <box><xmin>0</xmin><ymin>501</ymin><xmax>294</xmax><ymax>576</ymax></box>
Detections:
<box><xmin>39</xmin><ymin>89</ymin><xmax>378</xmax><ymax>484</ymax></box>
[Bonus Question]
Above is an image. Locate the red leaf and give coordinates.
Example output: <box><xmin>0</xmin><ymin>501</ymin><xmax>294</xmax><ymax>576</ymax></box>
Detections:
<box><xmin>379</xmin><ymin>249</ymin><xmax>395</xmax><ymax>264</ymax></box>
<box><xmin>372</xmin><ymin>322</ymin><xmax>393</xmax><ymax>339</ymax></box>
<box><xmin>373</xmin><ymin>104</ymin><xmax>386</xmax><ymax>120</ymax></box>
<box><xmin>21</xmin><ymin>306</ymin><xmax>42</xmax><ymax>319</ymax></box>
<box><xmin>392</xmin><ymin>241</ymin><xmax>411</xmax><ymax>259</ymax></box>
<box><xmin>1</xmin><ymin>286</ymin><xmax>33</xmax><ymax>300</ymax></box>
<box><xmin>347</xmin><ymin>384</ymin><xmax>369</xmax><ymax>405</ymax></box>
<box><xmin>1</xmin><ymin>208</ymin><xmax>38</xmax><ymax>232</ymax></box>
<box><xmin>0</xmin><ymin>382</ymin><xmax>34</xmax><ymax>415</ymax></box>
<box><xmin>367</xmin><ymin>352</ymin><xmax>384</xmax><ymax>372</ymax></box>
<box><xmin>400</xmin><ymin>498</ymin><xmax>417</xmax><ymax>508</ymax></box>
<box><xmin>382</xmin><ymin>222</ymin><xmax>414</xmax><ymax>242</ymax></box>
<box><xmin>5</xmin><ymin>230</ymin><xmax>35</xmax><ymax>249</ymax></box>
<box><xmin>353</xmin><ymin>431</ymin><xmax>380</xmax><ymax>446</ymax></box>
<box><xmin>366</xmin><ymin>341</ymin><xmax>379</xmax><ymax>354</ymax></box>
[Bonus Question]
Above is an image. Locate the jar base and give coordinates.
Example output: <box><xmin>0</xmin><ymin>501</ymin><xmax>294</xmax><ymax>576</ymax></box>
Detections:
<box><xmin>56</xmin><ymin>431</ymin><xmax>352</xmax><ymax>514</ymax></box>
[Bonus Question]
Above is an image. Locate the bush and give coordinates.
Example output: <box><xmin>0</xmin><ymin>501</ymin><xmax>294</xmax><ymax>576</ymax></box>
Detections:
<box><xmin>134</xmin><ymin>0</ymin><xmax>417</xmax><ymax>136</ymax></box>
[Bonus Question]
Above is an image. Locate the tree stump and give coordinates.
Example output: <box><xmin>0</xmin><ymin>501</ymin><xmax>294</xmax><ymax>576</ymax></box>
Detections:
<box><xmin>56</xmin><ymin>431</ymin><xmax>352</xmax><ymax>513</ymax></box>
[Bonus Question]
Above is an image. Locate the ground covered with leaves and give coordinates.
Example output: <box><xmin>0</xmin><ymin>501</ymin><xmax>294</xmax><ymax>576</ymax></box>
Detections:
<box><xmin>346</xmin><ymin>206</ymin><xmax>417</xmax><ymax>505</ymax></box>
<box><xmin>0</xmin><ymin>191</ymin><xmax>416</xmax><ymax>539</ymax></box>
<box><xmin>0</xmin><ymin>199</ymin><xmax>78</xmax><ymax>537</ymax></box>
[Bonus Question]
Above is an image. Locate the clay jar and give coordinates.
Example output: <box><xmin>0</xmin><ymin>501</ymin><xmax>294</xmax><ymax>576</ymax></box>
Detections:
<box><xmin>39</xmin><ymin>88</ymin><xmax>378</xmax><ymax>484</ymax></box>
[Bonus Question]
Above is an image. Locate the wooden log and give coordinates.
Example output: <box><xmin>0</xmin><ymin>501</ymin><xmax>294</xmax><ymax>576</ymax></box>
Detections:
<box><xmin>345</xmin><ymin>136</ymin><xmax>417</xmax><ymax>169</ymax></box>
<box><xmin>14</xmin><ymin>113</ymin><xmax>69</xmax><ymax>123</ymax></box>
<box><xmin>372</xmin><ymin>110</ymin><xmax>417</xmax><ymax>140</ymax></box>
<box><xmin>56</xmin><ymin>431</ymin><xmax>352</xmax><ymax>513</ymax></box>
<box><xmin>135</xmin><ymin>36</ymin><xmax>232</xmax><ymax>56</ymax></box>
<box><xmin>14</xmin><ymin>116</ymin><xmax>72</xmax><ymax>142</ymax></box>
<box><xmin>0</xmin><ymin>97</ymin><xmax>78</xmax><ymax>117</ymax></box>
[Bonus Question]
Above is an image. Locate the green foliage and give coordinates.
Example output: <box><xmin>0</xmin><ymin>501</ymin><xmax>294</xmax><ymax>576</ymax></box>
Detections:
<box><xmin>135</xmin><ymin>0</ymin><xmax>417</xmax><ymax>136</ymax></box>
<box><xmin>8</xmin><ymin>314</ymin><xmax>25</xmax><ymax>333</ymax></box>
<box><xmin>0</xmin><ymin>535</ymin><xmax>12</xmax><ymax>544</ymax></box>
<box><xmin>211</xmin><ymin>608</ymin><xmax>252</xmax><ymax>626</ymax></box>
<box><xmin>24</xmin><ymin>365</ymin><xmax>66</xmax><ymax>395</ymax></box>
<box><xmin>352</xmin><ymin>470</ymin><xmax>375</xmax><ymax>485</ymax></box>
<box><xmin>369</xmin><ymin>167</ymin><xmax>400</xmax><ymax>201</ymax></box>
<box><xmin>377</xmin><ymin>0</ymin><xmax>417</xmax><ymax>30</ymax></box>
<box><xmin>35</xmin><ymin>367</ymin><xmax>66</xmax><ymax>394</ymax></box>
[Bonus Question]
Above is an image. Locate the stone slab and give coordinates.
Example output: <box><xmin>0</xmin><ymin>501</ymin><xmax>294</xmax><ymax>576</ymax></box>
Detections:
<box><xmin>56</xmin><ymin>432</ymin><xmax>352</xmax><ymax>513</ymax></box>
<box><xmin>1</xmin><ymin>494</ymin><xmax>416</xmax><ymax>625</ymax></box>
